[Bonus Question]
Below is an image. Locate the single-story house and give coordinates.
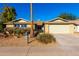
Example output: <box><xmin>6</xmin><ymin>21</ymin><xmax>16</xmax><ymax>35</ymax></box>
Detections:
<box><xmin>4</xmin><ymin>17</ymin><xmax>79</xmax><ymax>34</ymax></box>
<box><xmin>4</xmin><ymin>18</ymin><xmax>32</xmax><ymax>29</ymax></box>
<box><xmin>4</xmin><ymin>18</ymin><xmax>44</xmax><ymax>31</ymax></box>
<box><xmin>44</xmin><ymin>17</ymin><xmax>79</xmax><ymax>34</ymax></box>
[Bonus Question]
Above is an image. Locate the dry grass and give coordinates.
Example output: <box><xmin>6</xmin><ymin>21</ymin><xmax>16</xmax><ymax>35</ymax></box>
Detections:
<box><xmin>29</xmin><ymin>39</ymin><xmax>57</xmax><ymax>47</ymax></box>
<box><xmin>0</xmin><ymin>35</ymin><xmax>57</xmax><ymax>47</ymax></box>
<box><xmin>0</xmin><ymin>36</ymin><xmax>27</xmax><ymax>47</ymax></box>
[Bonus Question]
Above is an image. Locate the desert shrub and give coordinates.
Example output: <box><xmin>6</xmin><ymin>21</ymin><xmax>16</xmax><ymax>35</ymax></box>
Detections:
<box><xmin>2</xmin><ymin>28</ymin><xmax>15</xmax><ymax>38</ymax></box>
<box><xmin>20</xmin><ymin>29</ymin><xmax>25</xmax><ymax>35</ymax></box>
<box><xmin>5</xmin><ymin>28</ymin><xmax>14</xmax><ymax>35</ymax></box>
<box><xmin>14</xmin><ymin>27</ymin><xmax>31</xmax><ymax>38</ymax></box>
<box><xmin>0</xmin><ymin>22</ymin><xmax>4</xmax><ymax>32</ymax></box>
<box><xmin>36</xmin><ymin>33</ymin><xmax>56</xmax><ymax>44</ymax></box>
<box><xmin>20</xmin><ymin>27</ymin><xmax>31</xmax><ymax>35</ymax></box>
<box><xmin>14</xmin><ymin>28</ymin><xmax>21</xmax><ymax>34</ymax></box>
<box><xmin>14</xmin><ymin>28</ymin><xmax>21</xmax><ymax>38</ymax></box>
<box><xmin>34</xmin><ymin>30</ymin><xmax>44</xmax><ymax>37</ymax></box>
<box><xmin>38</xmin><ymin>29</ymin><xmax>43</xmax><ymax>33</ymax></box>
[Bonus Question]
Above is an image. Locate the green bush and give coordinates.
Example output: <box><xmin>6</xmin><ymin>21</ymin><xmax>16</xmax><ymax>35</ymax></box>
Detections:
<box><xmin>14</xmin><ymin>28</ymin><xmax>21</xmax><ymax>37</ymax></box>
<box><xmin>4</xmin><ymin>27</ymin><xmax>31</xmax><ymax>38</ymax></box>
<box><xmin>36</xmin><ymin>33</ymin><xmax>56</xmax><ymax>44</ymax></box>
<box><xmin>14</xmin><ymin>28</ymin><xmax>21</xmax><ymax>34</ymax></box>
<box><xmin>14</xmin><ymin>28</ymin><xmax>31</xmax><ymax>38</ymax></box>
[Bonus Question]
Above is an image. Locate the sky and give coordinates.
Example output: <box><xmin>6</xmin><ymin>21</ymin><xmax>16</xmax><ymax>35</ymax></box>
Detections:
<box><xmin>0</xmin><ymin>3</ymin><xmax>79</xmax><ymax>21</ymax></box>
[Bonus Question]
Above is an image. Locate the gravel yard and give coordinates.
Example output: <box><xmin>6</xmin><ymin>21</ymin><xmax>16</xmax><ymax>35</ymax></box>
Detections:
<box><xmin>0</xmin><ymin>36</ymin><xmax>27</xmax><ymax>47</ymax></box>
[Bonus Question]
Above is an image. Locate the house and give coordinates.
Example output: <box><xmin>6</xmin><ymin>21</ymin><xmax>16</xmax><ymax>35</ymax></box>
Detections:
<box><xmin>4</xmin><ymin>18</ymin><xmax>44</xmax><ymax>31</ymax></box>
<box><xmin>5</xmin><ymin>17</ymin><xmax>79</xmax><ymax>34</ymax></box>
<box><xmin>4</xmin><ymin>18</ymin><xmax>32</xmax><ymax>29</ymax></box>
<box><xmin>44</xmin><ymin>17</ymin><xmax>79</xmax><ymax>34</ymax></box>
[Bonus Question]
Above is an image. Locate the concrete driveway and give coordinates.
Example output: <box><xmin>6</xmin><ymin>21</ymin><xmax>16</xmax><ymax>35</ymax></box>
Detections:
<box><xmin>0</xmin><ymin>34</ymin><xmax>79</xmax><ymax>56</ymax></box>
<box><xmin>27</xmin><ymin>34</ymin><xmax>79</xmax><ymax>56</ymax></box>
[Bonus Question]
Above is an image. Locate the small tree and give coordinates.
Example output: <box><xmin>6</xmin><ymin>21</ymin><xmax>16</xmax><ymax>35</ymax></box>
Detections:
<box><xmin>0</xmin><ymin>6</ymin><xmax>17</xmax><ymax>33</ymax></box>
<box><xmin>0</xmin><ymin>6</ymin><xmax>17</xmax><ymax>23</ymax></box>
<box><xmin>58</xmin><ymin>13</ymin><xmax>77</xmax><ymax>20</ymax></box>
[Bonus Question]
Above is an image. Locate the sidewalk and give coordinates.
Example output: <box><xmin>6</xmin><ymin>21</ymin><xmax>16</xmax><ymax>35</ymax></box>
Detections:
<box><xmin>0</xmin><ymin>46</ymin><xmax>79</xmax><ymax>56</ymax></box>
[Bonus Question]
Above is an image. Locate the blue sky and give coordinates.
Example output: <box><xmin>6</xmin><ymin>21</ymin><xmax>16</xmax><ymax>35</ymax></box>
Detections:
<box><xmin>0</xmin><ymin>3</ymin><xmax>79</xmax><ymax>21</ymax></box>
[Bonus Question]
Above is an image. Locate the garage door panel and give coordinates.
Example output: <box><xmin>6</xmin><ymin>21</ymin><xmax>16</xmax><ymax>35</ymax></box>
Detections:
<box><xmin>75</xmin><ymin>26</ymin><xmax>79</xmax><ymax>32</ymax></box>
<box><xmin>49</xmin><ymin>25</ymin><xmax>73</xmax><ymax>34</ymax></box>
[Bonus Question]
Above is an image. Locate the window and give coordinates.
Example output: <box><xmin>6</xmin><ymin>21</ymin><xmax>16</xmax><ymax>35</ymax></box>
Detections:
<box><xmin>21</xmin><ymin>24</ymin><xmax>27</xmax><ymax>28</ymax></box>
<box><xmin>15</xmin><ymin>24</ymin><xmax>20</xmax><ymax>27</ymax></box>
<box><xmin>15</xmin><ymin>24</ymin><xmax>27</xmax><ymax>28</ymax></box>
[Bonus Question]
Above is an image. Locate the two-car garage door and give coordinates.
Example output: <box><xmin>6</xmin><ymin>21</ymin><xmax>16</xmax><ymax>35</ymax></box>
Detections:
<box><xmin>48</xmin><ymin>24</ymin><xmax>75</xmax><ymax>34</ymax></box>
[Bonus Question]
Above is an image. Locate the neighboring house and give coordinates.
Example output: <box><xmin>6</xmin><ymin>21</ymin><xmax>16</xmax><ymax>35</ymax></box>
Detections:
<box><xmin>4</xmin><ymin>18</ymin><xmax>31</xmax><ymax>29</ymax></box>
<box><xmin>44</xmin><ymin>17</ymin><xmax>79</xmax><ymax>34</ymax></box>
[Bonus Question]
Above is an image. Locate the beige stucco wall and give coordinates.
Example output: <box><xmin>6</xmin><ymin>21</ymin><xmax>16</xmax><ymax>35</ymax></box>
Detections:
<box><xmin>69</xmin><ymin>24</ymin><xmax>75</xmax><ymax>33</ymax></box>
<box><xmin>45</xmin><ymin>24</ymin><xmax>75</xmax><ymax>34</ymax></box>
<box><xmin>6</xmin><ymin>24</ymin><xmax>33</xmax><ymax>29</ymax></box>
<box><xmin>27</xmin><ymin>25</ymin><xmax>31</xmax><ymax>28</ymax></box>
<box><xmin>6</xmin><ymin>25</ymin><xmax>14</xmax><ymax>28</ymax></box>
<box><xmin>44</xmin><ymin>24</ymin><xmax>49</xmax><ymax>33</ymax></box>
<box><xmin>27</xmin><ymin>25</ymin><xmax>35</xmax><ymax>29</ymax></box>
